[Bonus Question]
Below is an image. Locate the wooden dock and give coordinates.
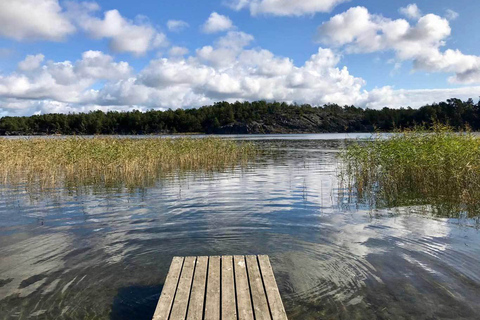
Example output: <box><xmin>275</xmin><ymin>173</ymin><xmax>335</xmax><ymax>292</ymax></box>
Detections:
<box><xmin>152</xmin><ymin>255</ymin><xmax>288</xmax><ymax>320</ymax></box>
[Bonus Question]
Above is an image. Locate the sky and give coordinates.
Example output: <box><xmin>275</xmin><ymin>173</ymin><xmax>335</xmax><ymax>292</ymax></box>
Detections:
<box><xmin>1</xmin><ymin>0</ymin><xmax>480</xmax><ymax>116</ymax></box>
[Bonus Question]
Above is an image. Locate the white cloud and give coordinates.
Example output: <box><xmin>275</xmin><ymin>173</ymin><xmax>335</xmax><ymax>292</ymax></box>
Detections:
<box><xmin>239</xmin><ymin>49</ymin><xmax>294</xmax><ymax>76</ymax></box>
<box><xmin>196</xmin><ymin>31</ymin><xmax>255</xmax><ymax>68</ymax></box>
<box><xmin>315</xmin><ymin>7</ymin><xmax>380</xmax><ymax>49</ymax></box>
<box><xmin>0</xmin><ymin>43</ymin><xmax>369</xmax><ymax>115</ymax></box>
<box><xmin>75</xmin><ymin>51</ymin><xmax>132</xmax><ymax>80</ymax></box>
<box><xmin>316</xmin><ymin>6</ymin><xmax>480</xmax><ymax>84</ymax></box>
<box><xmin>228</xmin><ymin>0</ymin><xmax>350</xmax><ymax>16</ymax></box>
<box><xmin>0</xmin><ymin>51</ymin><xmax>131</xmax><ymax>105</ymax></box>
<box><xmin>167</xmin><ymin>20</ymin><xmax>189</xmax><ymax>32</ymax></box>
<box><xmin>445</xmin><ymin>9</ymin><xmax>459</xmax><ymax>21</ymax></box>
<box><xmin>0</xmin><ymin>98</ymin><xmax>136</xmax><ymax>117</ymax></box>
<box><xmin>0</xmin><ymin>1</ymin><xmax>168</xmax><ymax>56</ymax></box>
<box><xmin>169</xmin><ymin>46</ymin><xmax>189</xmax><ymax>57</ymax></box>
<box><xmin>101</xmin><ymin>46</ymin><xmax>367</xmax><ymax>107</ymax></box>
<box><xmin>1</xmin><ymin>35</ymin><xmax>480</xmax><ymax>116</ymax></box>
<box><xmin>360</xmin><ymin>86</ymin><xmax>480</xmax><ymax>109</ymax></box>
<box><xmin>18</xmin><ymin>54</ymin><xmax>45</xmax><ymax>71</ymax></box>
<box><xmin>0</xmin><ymin>0</ymin><xmax>75</xmax><ymax>41</ymax></box>
<box><xmin>216</xmin><ymin>31</ymin><xmax>254</xmax><ymax>50</ymax></box>
<box><xmin>66</xmin><ymin>3</ymin><xmax>168</xmax><ymax>55</ymax></box>
<box><xmin>399</xmin><ymin>4</ymin><xmax>421</xmax><ymax>20</ymax></box>
<box><xmin>201</xmin><ymin>12</ymin><xmax>234</xmax><ymax>33</ymax></box>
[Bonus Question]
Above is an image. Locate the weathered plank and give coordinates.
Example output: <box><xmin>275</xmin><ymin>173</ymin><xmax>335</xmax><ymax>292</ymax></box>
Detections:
<box><xmin>154</xmin><ymin>255</ymin><xmax>288</xmax><ymax>320</ymax></box>
<box><xmin>246</xmin><ymin>255</ymin><xmax>271</xmax><ymax>320</ymax></box>
<box><xmin>204</xmin><ymin>256</ymin><xmax>220</xmax><ymax>320</ymax></box>
<box><xmin>234</xmin><ymin>255</ymin><xmax>254</xmax><ymax>320</ymax></box>
<box><xmin>152</xmin><ymin>256</ymin><xmax>184</xmax><ymax>320</ymax></box>
<box><xmin>258</xmin><ymin>255</ymin><xmax>288</xmax><ymax>320</ymax></box>
<box><xmin>187</xmin><ymin>256</ymin><xmax>208</xmax><ymax>320</ymax></box>
<box><xmin>170</xmin><ymin>256</ymin><xmax>196</xmax><ymax>320</ymax></box>
<box><xmin>221</xmin><ymin>255</ymin><xmax>236</xmax><ymax>320</ymax></box>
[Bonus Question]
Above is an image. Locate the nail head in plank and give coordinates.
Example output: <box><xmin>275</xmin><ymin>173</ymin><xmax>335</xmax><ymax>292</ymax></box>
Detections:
<box><xmin>187</xmin><ymin>256</ymin><xmax>208</xmax><ymax>320</ymax></box>
<box><xmin>152</xmin><ymin>256</ymin><xmax>184</xmax><ymax>320</ymax></box>
<box><xmin>204</xmin><ymin>256</ymin><xmax>221</xmax><ymax>320</ymax></box>
<box><xmin>234</xmin><ymin>255</ymin><xmax>254</xmax><ymax>320</ymax></box>
<box><xmin>170</xmin><ymin>256</ymin><xmax>197</xmax><ymax>320</ymax></box>
<box><xmin>258</xmin><ymin>255</ymin><xmax>288</xmax><ymax>320</ymax></box>
<box><xmin>221</xmin><ymin>256</ymin><xmax>237</xmax><ymax>320</ymax></box>
<box><xmin>246</xmin><ymin>255</ymin><xmax>271</xmax><ymax>320</ymax></box>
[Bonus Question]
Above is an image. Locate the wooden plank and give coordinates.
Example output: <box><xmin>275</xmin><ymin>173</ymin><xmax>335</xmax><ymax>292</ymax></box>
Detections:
<box><xmin>258</xmin><ymin>255</ymin><xmax>288</xmax><ymax>320</ymax></box>
<box><xmin>186</xmin><ymin>256</ymin><xmax>208</xmax><ymax>320</ymax></box>
<box><xmin>204</xmin><ymin>256</ymin><xmax>220</xmax><ymax>320</ymax></box>
<box><xmin>221</xmin><ymin>255</ymin><xmax>236</xmax><ymax>320</ymax></box>
<box><xmin>246</xmin><ymin>255</ymin><xmax>271</xmax><ymax>320</ymax></box>
<box><xmin>152</xmin><ymin>256</ymin><xmax>184</xmax><ymax>320</ymax></box>
<box><xmin>169</xmin><ymin>256</ymin><xmax>196</xmax><ymax>320</ymax></box>
<box><xmin>154</xmin><ymin>255</ymin><xmax>287</xmax><ymax>320</ymax></box>
<box><xmin>234</xmin><ymin>255</ymin><xmax>254</xmax><ymax>320</ymax></box>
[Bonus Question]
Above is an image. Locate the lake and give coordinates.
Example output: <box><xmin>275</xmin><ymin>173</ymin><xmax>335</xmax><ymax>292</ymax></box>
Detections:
<box><xmin>0</xmin><ymin>134</ymin><xmax>479</xmax><ymax>319</ymax></box>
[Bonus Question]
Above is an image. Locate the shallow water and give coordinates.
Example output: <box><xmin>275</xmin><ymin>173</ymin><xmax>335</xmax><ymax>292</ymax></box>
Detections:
<box><xmin>0</xmin><ymin>135</ymin><xmax>479</xmax><ymax>319</ymax></box>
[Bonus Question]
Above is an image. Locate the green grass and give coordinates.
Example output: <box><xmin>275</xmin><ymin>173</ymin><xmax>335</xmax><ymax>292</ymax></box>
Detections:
<box><xmin>0</xmin><ymin>137</ymin><xmax>257</xmax><ymax>191</ymax></box>
<box><xmin>340</xmin><ymin>125</ymin><xmax>480</xmax><ymax>218</ymax></box>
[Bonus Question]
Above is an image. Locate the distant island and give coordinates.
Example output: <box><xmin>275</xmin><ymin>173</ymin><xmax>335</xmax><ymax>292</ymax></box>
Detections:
<box><xmin>1</xmin><ymin>98</ymin><xmax>479</xmax><ymax>135</ymax></box>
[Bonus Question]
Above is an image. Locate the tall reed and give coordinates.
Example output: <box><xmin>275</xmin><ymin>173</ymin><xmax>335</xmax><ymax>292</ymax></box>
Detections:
<box><xmin>340</xmin><ymin>125</ymin><xmax>480</xmax><ymax>217</ymax></box>
<box><xmin>0</xmin><ymin>137</ymin><xmax>257</xmax><ymax>192</ymax></box>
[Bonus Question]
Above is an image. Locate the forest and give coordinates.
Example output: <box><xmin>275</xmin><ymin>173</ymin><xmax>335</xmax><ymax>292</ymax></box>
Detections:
<box><xmin>1</xmin><ymin>98</ymin><xmax>480</xmax><ymax>135</ymax></box>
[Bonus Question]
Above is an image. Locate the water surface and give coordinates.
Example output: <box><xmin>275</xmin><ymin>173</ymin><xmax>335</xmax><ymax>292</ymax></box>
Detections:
<box><xmin>0</xmin><ymin>134</ymin><xmax>479</xmax><ymax>319</ymax></box>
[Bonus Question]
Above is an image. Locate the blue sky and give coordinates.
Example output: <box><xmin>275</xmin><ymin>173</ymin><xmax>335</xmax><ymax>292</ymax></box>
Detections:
<box><xmin>0</xmin><ymin>0</ymin><xmax>480</xmax><ymax>116</ymax></box>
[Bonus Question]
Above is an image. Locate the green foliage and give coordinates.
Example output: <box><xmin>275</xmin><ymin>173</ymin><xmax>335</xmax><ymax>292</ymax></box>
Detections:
<box><xmin>1</xmin><ymin>98</ymin><xmax>480</xmax><ymax>135</ymax></box>
<box><xmin>340</xmin><ymin>125</ymin><xmax>480</xmax><ymax>217</ymax></box>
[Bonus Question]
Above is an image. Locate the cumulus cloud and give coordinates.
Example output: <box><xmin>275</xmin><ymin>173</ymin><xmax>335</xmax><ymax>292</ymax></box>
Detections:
<box><xmin>74</xmin><ymin>50</ymin><xmax>132</xmax><ymax>80</ymax></box>
<box><xmin>0</xmin><ymin>98</ymin><xmax>139</xmax><ymax>118</ymax></box>
<box><xmin>316</xmin><ymin>6</ymin><xmax>480</xmax><ymax>84</ymax></box>
<box><xmin>18</xmin><ymin>54</ymin><xmax>45</xmax><ymax>71</ymax></box>
<box><xmin>0</xmin><ymin>39</ymin><xmax>368</xmax><ymax>115</ymax></box>
<box><xmin>399</xmin><ymin>4</ymin><xmax>421</xmax><ymax>20</ymax></box>
<box><xmin>66</xmin><ymin>2</ymin><xmax>167</xmax><ymax>55</ymax></box>
<box><xmin>228</xmin><ymin>0</ymin><xmax>350</xmax><ymax>16</ymax></box>
<box><xmin>360</xmin><ymin>86</ymin><xmax>480</xmax><ymax>109</ymax></box>
<box><xmin>167</xmin><ymin>20</ymin><xmax>190</xmax><ymax>32</ymax></box>
<box><xmin>0</xmin><ymin>51</ymin><xmax>131</xmax><ymax>106</ymax></box>
<box><xmin>216</xmin><ymin>31</ymin><xmax>254</xmax><ymax>50</ymax></box>
<box><xmin>201</xmin><ymin>12</ymin><xmax>234</xmax><ymax>33</ymax></box>
<box><xmin>0</xmin><ymin>1</ymin><xmax>168</xmax><ymax>56</ymax></box>
<box><xmin>101</xmin><ymin>46</ymin><xmax>367</xmax><ymax>107</ymax></box>
<box><xmin>1</xmin><ymin>34</ymin><xmax>479</xmax><ymax>117</ymax></box>
<box><xmin>195</xmin><ymin>31</ymin><xmax>255</xmax><ymax>68</ymax></box>
<box><xmin>0</xmin><ymin>0</ymin><xmax>75</xmax><ymax>41</ymax></box>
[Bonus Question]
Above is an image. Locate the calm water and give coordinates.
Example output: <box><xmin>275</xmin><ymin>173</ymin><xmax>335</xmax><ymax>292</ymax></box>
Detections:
<box><xmin>1</xmin><ymin>135</ymin><xmax>479</xmax><ymax>319</ymax></box>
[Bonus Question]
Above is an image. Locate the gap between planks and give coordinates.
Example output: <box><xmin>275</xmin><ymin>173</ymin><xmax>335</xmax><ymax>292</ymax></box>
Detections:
<box><xmin>152</xmin><ymin>255</ymin><xmax>288</xmax><ymax>320</ymax></box>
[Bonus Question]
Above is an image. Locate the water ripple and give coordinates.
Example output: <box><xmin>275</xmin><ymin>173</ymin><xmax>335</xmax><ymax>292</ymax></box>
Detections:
<box><xmin>0</xmin><ymin>138</ymin><xmax>479</xmax><ymax>319</ymax></box>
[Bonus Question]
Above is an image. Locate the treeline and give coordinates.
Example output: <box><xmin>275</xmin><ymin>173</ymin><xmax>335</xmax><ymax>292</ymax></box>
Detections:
<box><xmin>1</xmin><ymin>98</ymin><xmax>480</xmax><ymax>135</ymax></box>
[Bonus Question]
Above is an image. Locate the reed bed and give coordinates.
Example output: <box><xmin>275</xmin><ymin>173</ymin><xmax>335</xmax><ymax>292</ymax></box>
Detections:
<box><xmin>0</xmin><ymin>137</ymin><xmax>257</xmax><ymax>192</ymax></box>
<box><xmin>340</xmin><ymin>125</ymin><xmax>480</xmax><ymax>218</ymax></box>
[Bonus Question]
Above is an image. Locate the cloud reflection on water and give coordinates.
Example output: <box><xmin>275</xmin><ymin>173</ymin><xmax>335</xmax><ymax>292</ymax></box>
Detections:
<box><xmin>0</xmin><ymin>138</ymin><xmax>479</xmax><ymax>319</ymax></box>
